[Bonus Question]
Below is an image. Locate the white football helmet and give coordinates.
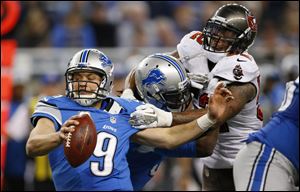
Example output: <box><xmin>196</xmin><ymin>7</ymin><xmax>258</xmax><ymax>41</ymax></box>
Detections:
<box><xmin>65</xmin><ymin>49</ymin><xmax>114</xmax><ymax>106</ymax></box>
<box><xmin>135</xmin><ymin>53</ymin><xmax>192</xmax><ymax>112</ymax></box>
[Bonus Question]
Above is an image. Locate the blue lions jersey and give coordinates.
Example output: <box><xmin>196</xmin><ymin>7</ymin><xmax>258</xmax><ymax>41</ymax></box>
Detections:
<box><xmin>247</xmin><ymin>77</ymin><xmax>299</xmax><ymax>170</ymax></box>
<box><xmin>31</xmin><ymin>95</ymin><xmax>143</xmax><ymax>191</ymax></box>
<box><xmin>127</xmin><ymin>141</ymin><xmax>197</xmax><ymax>190</ymax></box>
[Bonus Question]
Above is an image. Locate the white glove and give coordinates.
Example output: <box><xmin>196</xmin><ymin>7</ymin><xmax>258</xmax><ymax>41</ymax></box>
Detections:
<box><xmin>188</xmin><ymin>73</ymin><xmax>209</xmax><ymax>90</ymax></box>
<box><xmin>129</xmin><ymin>104</ymin><xmax>173</xmax><ymax>129</ymax></box>
<box><xmin>121</xmin><ymin>88</ymin><xmax>136</xmax><ymax>100</ymax></box>
<box><xmin>129</xmin><ymin>105</ymin><xmax>158</xmax><ymax>129</ymax></box>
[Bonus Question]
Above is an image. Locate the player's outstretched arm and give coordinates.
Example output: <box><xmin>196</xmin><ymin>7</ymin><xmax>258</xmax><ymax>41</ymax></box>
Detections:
<box><xmin>26</xmin><ymin>116</ymin><xmax>80</xmax><ymax>157</ymax></box>
<box><xmin>171</xmin><ymin>108</ymin><xmax>207</xmax><ymax>126</ymax></box>
<box><xmin>131</xmin><ymin>82</ymin><xmax>234</xmax><ymax>149</ymax></box>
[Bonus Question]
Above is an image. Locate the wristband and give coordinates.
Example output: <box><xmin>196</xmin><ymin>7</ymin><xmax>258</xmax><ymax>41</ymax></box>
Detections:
<box><xmin>162</xmin><ymin>111</ymin><xmax>173</xmax><ymax>127</ymax></box>
<box><xmin>196</xmin><ymin>114</ymin><xmax>216</xmax><ymax>132</ymax></box>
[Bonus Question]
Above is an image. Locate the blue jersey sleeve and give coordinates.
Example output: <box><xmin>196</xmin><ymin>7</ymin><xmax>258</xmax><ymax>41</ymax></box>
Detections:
<box><xmin>154</xmin><ymin>141</ymin><xmax>197</xmax><ymax>157</ymax></box>
<box><xmin>31</xmin><ymin>96</ymin><xmax>63</xmax><ymax>130</ymax></box>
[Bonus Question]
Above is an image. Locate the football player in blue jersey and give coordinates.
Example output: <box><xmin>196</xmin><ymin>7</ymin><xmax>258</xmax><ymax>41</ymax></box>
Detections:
<box><xmin>26</xmin><ymin>49</ymin><xmax>233</xmax><ymax>191</ymax></box>
<box><xmin>122</xmin><ymin>53</ymin><xmax>222</xmax><ymax>190</ymax></box>
<box><xmin>233</xmin><ymin>77</ymin><xmax>299</xmax><ymax>191</ymax></box>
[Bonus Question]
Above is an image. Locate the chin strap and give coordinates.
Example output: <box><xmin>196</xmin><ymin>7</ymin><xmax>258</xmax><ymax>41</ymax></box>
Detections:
<box><xmin>74</xmin><ymin>98</ymin><xmax>98</xmax><ymax>106</ymax></box>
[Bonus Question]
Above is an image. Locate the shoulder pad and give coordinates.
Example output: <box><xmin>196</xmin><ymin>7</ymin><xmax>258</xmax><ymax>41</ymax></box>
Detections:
<box><xmin>40</xmin><ymin>95</ymin><xmax>64</xmax><ymax>105</ymax></box>
<box><xmin>177</xmin><ymin>31</ymin><xmax>205</xmax><ymax>62</ymax></box>
<box><xmin>33</xmin><ymin>96</ymin><xmax>62</xmax><ymax>126</ymax></box>
<box><xmin>109</xmin><ymin>96</ymin><xmax>144</xmax><ymax>114</ymax></box>
<box><xmin>39</xmin><ymin>95</ymin><xmax>83</xmax><ymax>110</ymax></box>
<box><xmin>211</xmin><ymin>54</ymin><xmax>259</xmax><ymax>83</ymax></box>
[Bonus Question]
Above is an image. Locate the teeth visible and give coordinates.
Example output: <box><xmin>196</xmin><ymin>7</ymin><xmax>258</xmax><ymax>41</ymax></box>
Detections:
<box><xmin>65</xmin><ymin>132</ymin><xmax>72</xmax><ymax>148</ymax></box>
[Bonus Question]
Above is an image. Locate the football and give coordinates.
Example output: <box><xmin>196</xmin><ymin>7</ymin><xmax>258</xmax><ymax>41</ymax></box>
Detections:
<box><xmin>64</xmin><ymin>113</ymin><xmax>97</xmax><ymax>167</ymax></box>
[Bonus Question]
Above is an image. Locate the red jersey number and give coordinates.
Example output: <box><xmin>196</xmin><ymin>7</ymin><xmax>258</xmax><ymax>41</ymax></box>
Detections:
<box><xmin>256</xmin><ymin>76</ymin><xmax>263</xmax><ymax>121</ymax></box>
<box><xmin>198</xmin><ymin>93</ymin><xmax>209</xmax><ymax>108</ymax></box>
<box><xmin>190</xmin><ymin>32</ymin><xmax>203</xmax><ymax>45</ymax></box>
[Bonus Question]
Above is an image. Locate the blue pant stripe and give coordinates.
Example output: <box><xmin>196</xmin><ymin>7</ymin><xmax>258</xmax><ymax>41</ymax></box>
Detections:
<box><xmin>250</xmin><ymin>145</ymin><xmax>274</xmax><ymax>191</ymax></box>
<box><xmin>246</xmin><ymin>143</ymin><xmax>263</xmax><ymax>190</ymax></box>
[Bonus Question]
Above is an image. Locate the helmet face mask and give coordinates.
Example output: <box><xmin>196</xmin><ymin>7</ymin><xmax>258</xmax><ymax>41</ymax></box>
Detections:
<box><xmin>161</xmin><ymin>79</ymin><xmax>191</xmax><ymax>111</ymax></box>
<box><xmin>203</xmin><ymin>20</ymin><xmax>239</xmax><ymax>53</ymax></box>
<box><xmin>66</xmin><ymin>70</ymin><xmax>107</xmax><ymax>106</ymax></box>
<box><xmin>65</xmin><ymin>49</ymin><xmax>114</xmax><ymax>106</ymax></box>
<box><xmin>203</xmin><ymin>3</ymin><xmax>257</xmax><ymax>54</ymax></box>
<box><xmin>135</xmin><ymin>53</ymin><xmax>192</xmax><ymax>112</ymax></box>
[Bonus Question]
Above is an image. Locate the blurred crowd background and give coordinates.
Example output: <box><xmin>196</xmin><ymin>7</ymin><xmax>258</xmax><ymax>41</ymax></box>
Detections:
<box><xmin>2</xmin><ymin>1</ymin><xmax>299</xmax><ymax>191</ymax></box>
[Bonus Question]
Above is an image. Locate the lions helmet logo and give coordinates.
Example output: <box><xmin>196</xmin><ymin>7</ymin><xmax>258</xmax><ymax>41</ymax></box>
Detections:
<box><xmin>233</xmin><ymin>64</ymin><xmax>244</xmax><ymax>80</ymax></box>
<box><xmin>99</xmin><ymin>54</ymin><xmax>112</xmax><ymax>68</ymax></box>
<box><xmin>142</xmin><ymin>68</ymin><xmax>166</xmax><ymax>87</ymax></box>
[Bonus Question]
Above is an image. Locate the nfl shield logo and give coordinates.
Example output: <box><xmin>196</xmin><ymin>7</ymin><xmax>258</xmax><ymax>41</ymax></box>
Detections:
<box><xmin>110</xmin><ymin>116</ymin><xmax>116</xmax><ymax>124</ymax></box>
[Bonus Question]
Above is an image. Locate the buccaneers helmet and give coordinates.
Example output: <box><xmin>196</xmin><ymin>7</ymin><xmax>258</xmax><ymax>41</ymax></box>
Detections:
<box><xmin>203</xmin><ymin>3</ymin><xmax>257</xmax><ymax>54</ymax></box>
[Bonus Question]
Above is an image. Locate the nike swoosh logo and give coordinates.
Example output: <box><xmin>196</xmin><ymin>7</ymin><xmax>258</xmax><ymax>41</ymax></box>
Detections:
<box><xmin>237</xmin><ymin>58</ymin><xmax>247</xmax><ymax>62</ymax></box>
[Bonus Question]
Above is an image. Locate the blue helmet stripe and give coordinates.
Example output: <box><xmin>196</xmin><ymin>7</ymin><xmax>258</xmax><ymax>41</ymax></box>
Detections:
<box><xmin>152</xmin><ymin>55</ymin><xmax>185</xmax><ymax>81</ymax></box>
<box><xmin>85</xmin><ymin>50</ymin><xmax>90</xmax><ymax>62</ymax></box>
<box><xmin>81</xmin><ymin>50</ymin><xmax>88</xmax><ymax>63</ymax></box>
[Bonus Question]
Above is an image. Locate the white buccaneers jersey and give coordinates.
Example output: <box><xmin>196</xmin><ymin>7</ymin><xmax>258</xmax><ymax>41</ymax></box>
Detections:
<box><xmin>177</xmin><ymin>31</ymin><xmax>210</xmax><ymax>74</ymax></box>
<box><xmin>177</xmin><ymin>31</ymin><xmax>226</xmax><ymax>108</ymax></box>
<box><xmin>177</xmin><ymin>31</ymin><xmax>263</xmax><ymax>168</ymax></box>
<box><xmin>177</xmin><ymin>31</ymin><xmax>227</xmax><ymax>74</ymax></box>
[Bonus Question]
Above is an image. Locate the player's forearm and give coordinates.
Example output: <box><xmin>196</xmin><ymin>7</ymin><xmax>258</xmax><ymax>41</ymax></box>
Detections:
<box><xmin>164</xmin><ymin>120</ymin><xmax>206</xmax><ymax>149</ymax></box>
<box><xmin>172</xmin><ymin>108</ymin><xmax>207</xmax><ymax>126</ymax></box>
<box><xmin>134</xmin><ymin>120</ymin><xmax>205</xmax><ymax>150</ymax></box>
<box><xmin>26</xmin><ymin>132</ymin><xmax>62</xmax><ymax>157</ymax></box>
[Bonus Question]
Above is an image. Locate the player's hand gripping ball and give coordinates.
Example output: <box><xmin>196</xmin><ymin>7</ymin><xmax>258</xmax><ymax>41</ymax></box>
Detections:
<box><xmin>64</xmin><ymin>113</ymin><xmax>97</xmax><ymax>167</ymax></box>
